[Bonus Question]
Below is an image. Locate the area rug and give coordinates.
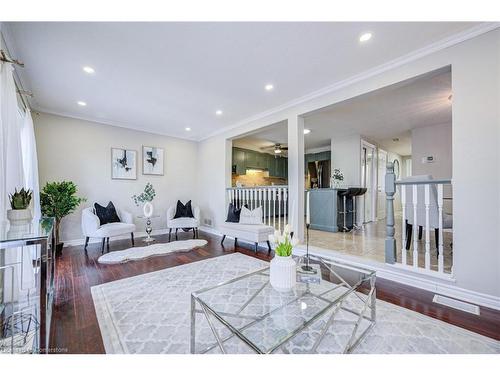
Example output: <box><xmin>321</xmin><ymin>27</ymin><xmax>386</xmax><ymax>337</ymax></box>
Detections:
<box><xmin>91</xmin><ymin>253</ymin><xmax>500</xmax><ymax>354</ymax></box>
<box><xmin>97</xmin><ymin>239</ymin><xmax>208</xmax><ymax>264</ymax></box>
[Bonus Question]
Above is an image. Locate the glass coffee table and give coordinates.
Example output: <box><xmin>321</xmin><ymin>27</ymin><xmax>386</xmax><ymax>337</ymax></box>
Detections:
<box><xmin>190</xmin><ymin>255</ymin><xmax>376</xmax><ymax>354</ymax></box>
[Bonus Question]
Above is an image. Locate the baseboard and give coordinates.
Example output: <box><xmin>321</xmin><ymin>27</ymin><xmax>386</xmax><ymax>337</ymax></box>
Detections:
<box><xmin>63</xmin><ymin>229</ymin><xmax>170</xmax><ymax>247</ymax></box>
<box><xmin>198</xmin><ymin>225</ymin><xmax>221</xmax><ymax>236</ymax></box>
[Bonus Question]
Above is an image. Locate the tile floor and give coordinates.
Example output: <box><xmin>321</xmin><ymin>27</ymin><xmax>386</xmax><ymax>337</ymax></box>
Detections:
<box><xmin>306</xmin><ymin>213</ymin><xmax>453</xmax><ymax>273</ymax></box>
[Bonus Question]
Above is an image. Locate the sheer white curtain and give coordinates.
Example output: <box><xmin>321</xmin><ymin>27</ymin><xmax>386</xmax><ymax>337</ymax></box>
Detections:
<box><xmin>1</xmin><ymin>62</ymin><xmax>38</xmax><ymax>302</ymax></box>
<box><xmin>0</xmin><ymin>63</ymin><xmax>24</xmax><ymax>223</ymax></box>
<box><xmin>21</xmin><ymin>109</ymin><xmax>41</xmax><ymax>221</ymax></box>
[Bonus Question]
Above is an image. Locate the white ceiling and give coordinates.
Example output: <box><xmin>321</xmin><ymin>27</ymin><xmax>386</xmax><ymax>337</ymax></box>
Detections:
<box><xmin>233</xmin><ymin>67</ymin><xmax>451</xmax><ymax>156</ymax></box>
<box><xmin>5</xmin><ymin>22</ymin><xmax>471</xmax><ymax>140</ymax></box>
<box><xmin>303</xmin><ymin>66</ymin><xmax>452</xmax><ymax>155</ymax></box>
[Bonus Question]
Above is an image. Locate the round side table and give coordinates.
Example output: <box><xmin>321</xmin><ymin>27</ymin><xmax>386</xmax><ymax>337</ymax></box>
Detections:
<box><xmin>137</xmin><ymin>215</ymin><xmax>160</xmax><ymax>243</ymax></box>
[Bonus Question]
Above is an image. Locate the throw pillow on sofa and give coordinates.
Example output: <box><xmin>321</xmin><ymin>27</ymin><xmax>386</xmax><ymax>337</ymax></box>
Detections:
<box><xmin>225</xmin><ymin>203</ymin><xmax>247</xmax><ymax>223</ymax></box>
<box><xmin>239</xmin><ymin>206</ymin><xmax>263</xmax><ymax>225</ymax></box>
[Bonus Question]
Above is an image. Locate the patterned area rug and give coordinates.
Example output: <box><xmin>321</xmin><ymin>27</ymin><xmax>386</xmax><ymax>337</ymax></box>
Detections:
<box><xmin>91</xmin><ymin>253</ymin><xmax>500</xmax><ymax>354</ymax></box>
<box><xmin>97</xmin><ymin>239</ymin><xmax>208</xmax><ymax>264</ymax></box>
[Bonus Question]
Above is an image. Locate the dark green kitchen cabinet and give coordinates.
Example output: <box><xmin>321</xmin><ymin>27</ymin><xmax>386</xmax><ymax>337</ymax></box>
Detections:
<box><xmin>232</xmin><ymin>148</ymin><xmax>246</xmax><ymax>175</ymax></box>
<box><xmin>232</xmin><ymin>147</ymin><xmax>288</xmax><ymax>178</ymax></box>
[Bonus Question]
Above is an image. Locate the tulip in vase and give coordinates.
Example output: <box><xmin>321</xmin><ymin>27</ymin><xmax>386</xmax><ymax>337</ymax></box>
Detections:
<box><xmin>269</xmin><ymin>224</ymin><xmax>299</xmax><ymax>292</ymax></box>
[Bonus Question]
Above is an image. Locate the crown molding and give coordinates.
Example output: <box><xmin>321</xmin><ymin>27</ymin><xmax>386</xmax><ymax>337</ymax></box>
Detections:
<box><xmin>199</xmin><ymin>22</ymin><xmax>500</xmax><ymax>142</ymax></box>
<box><xmin>34</xmin><ymin>107</ymin><xmax>198</xmax><ymax>143</ymax></box>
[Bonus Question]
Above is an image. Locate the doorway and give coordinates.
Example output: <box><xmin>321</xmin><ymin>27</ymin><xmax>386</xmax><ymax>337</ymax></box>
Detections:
<box><xmin>361</xmin><ymin>140</ymin><xmax>377</xmax><ymax>223</ymax></box>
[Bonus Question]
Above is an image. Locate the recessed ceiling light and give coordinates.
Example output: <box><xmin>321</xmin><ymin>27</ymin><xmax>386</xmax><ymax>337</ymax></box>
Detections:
<box><xmin>265</xmin><ymin>84</ymin><xmax>274</xmax><ymax>91</ymax></box>
<box><xmin>359</xmin><ymin>32</ymin><xmax>372</xmax><ymax>42</ymax></box>
<box><xmin>77</xmin><ymin>101</ymin><xmax>87</xmax><ymax>106</ymax></box>
<box><xmin>304</xmin><ymin>129</ymin><xmax>311</xmax><ymax>135</ymax></box>
<box><xmin>185</xmin><ymin>127</ymin><xmax>191</xmax><ymax>131</ymax></box>
<box><xmin>215</xmin><ymin>110</ymin><xmax>223</xmax><ymax>116</ymax></box>
<box><xmin>82</xmin><ymin>66</ymin><xmax>95</xmax><ymax>74</ymax></box>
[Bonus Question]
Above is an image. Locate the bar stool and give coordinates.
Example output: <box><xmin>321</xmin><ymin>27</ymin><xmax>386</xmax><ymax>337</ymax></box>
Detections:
<box><xmin>351</xmin><ymin>188</ymin><xmax>367</xmax><ymax>230</ymax></box>
<box><xmin>338</xmin><ymin>189</ymin><xmax>350</xmax><ymax>232</ymax></box>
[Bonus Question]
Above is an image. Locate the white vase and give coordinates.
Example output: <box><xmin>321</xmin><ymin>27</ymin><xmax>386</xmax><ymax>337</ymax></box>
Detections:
<box><xmin>7</xmin><ymin>208</ymin><xmax>33</xmax><ymax>227</ymax></box>
<box><xmin>143</xmin><ymin>202</ymin><xmax>154</xmax><ymax>218</ymax></box>
<box><xmin>270</xmin><ymin>255</ymin><xmax>297</xmax><ymax>292</ymax></box>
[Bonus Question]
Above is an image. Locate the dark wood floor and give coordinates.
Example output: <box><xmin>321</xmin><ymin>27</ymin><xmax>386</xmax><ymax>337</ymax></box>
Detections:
<box><xmin>50</xmin><ymin>231</ymin><xmax>500</xmax><ymax>354</ymax></box>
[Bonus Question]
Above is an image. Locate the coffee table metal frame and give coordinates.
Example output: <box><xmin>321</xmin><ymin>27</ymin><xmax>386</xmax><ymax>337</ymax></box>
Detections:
<box><xmin>190</xmin><ymin>254</ymin><xmax>376</xmax><ymax>354</ymax></box>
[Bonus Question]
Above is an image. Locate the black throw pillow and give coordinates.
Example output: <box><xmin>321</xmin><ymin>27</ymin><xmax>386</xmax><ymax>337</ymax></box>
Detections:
<box><xmin>94</xmin><ymin>201</ymin><xmax>121</xmax><ymax>225</ymax></box>
<box><xmin>226</xmin><ymin>203</ymin><xmax>247</xmax><ymax>223</ymax></box>
<box><xmin>174</xmin><ymin>200</ymin><xmax>194</xmax><ymax>218</ymax></box>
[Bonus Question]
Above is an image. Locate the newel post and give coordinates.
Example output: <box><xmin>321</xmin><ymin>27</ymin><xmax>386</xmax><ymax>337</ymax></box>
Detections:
<box><xmin>385</xmin><ymin>162</ymin><xmax>396</xmax><ymax>264</ymax></box>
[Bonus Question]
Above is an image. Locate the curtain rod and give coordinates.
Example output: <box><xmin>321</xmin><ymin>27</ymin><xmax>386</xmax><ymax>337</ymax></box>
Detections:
<box><xmin>17</xmin><ymin>89</ymin><xmax>33</xmax><ymax>97</ymax></box>
<box><xmin>1</xmin><ymin>49</ymin><xmax>25</xmax><ymax>67</ymax></box>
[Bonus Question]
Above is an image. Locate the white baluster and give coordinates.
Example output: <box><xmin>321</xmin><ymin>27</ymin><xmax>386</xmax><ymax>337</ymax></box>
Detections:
<box><xmin>437</xmin><ymin>184</ymin><xmax>444</xmax><ymax>274</ymax></box>
<box><xmin>263</xmin><ymin>189</ymin><xmax>266</xmax><ymax>223</ymax></box>
<box><xmin>278</xmin><ymin>188</ymin><xmax>282</xmax><ymax>232</ymax></box>
<box><xmin>412</xmin><ymin>185</ymin><xmax>418</xmax><ymax>268</ymax></box>
<box><xmin>283</xmin><ymin>188</ymin><xmax>288</xmax><ymax>226</ymax></box>
<box><xmin>227</xmin><ymin>189</ymin><xmax>232</xmax><ymax>209</ymax></box>
<box><xmin>267</xmin><ymin>188</ymin><xmax>272</xmax><ymax>226</ymax></box>
<box><xmin>257</xmin><ymin>189</ymin><xmax>264</xmax><ymax>222</ymax></box>
<box><xmin>273</xmin><ymin>188</ymin><xmax>276</xmax><ymax>229</ymax></box>
<box><xmin>401</xmin><ymin>185</ymin><xmax>407</xmax><ymax>266</ymax></box>
<box><xmin>424</xmin><ymin>184</ymin><xmax>431</xmax><ymax>270</ymax></box>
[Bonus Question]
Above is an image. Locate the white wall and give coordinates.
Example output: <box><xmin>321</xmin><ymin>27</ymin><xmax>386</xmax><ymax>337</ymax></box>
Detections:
<box><xmin>411</xmin><ymin>123</ymin><xmax>452</xmax><ymax>179</ymax></box>
<box><xmin>34</xmin><ymin>112</ymin><xmax>199</xmax><ymax>243</ymax></box>
<box><xmin>330</xmin><ymin>135</ymin><xmax>361</xmax><ymax>186</ymax></box>
<box><xmin>197</xmin><ymin>29</ymin><xmax>500</xmax><ymax>300</ymax></box>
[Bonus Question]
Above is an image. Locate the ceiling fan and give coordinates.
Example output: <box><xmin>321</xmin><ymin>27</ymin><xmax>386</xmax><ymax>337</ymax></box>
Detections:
<box><xmin>261</xmin><ymin>143</ymin><xmax>288</xmax><ymax>156</ymax></box>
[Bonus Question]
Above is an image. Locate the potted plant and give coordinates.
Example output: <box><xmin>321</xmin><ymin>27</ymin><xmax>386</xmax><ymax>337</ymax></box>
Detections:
<box><xmin>40</xmin><ymin>181</ymin><xmax>86</xmax><ymax>254</ymax></box>
<box><xmin>269</xmin><ymin>224</ymin><xmax>299</xmax><ymax>292</ymax></box>
<box><xmin>132</xmin><ymin>182</ymin><xmax>156</xmax><ymax>217</ymax></box>
<box><xmin>7</xmin><ymin>188</ymin><xmax>33</xmax><ymax>227</ymax></box>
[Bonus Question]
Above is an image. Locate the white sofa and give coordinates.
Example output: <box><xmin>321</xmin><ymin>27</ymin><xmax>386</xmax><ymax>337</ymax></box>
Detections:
<box><xmin>166</xmin><ymin>205</ymin><xmax>200</xmax><ymax>241</ymax></box>
<box><xmin>81</xmin><ymin>207</ymin><xmax>136</xmax><ymax>253</ymax></box>
<box><xmin>220</xmin><ymin>222</ymin><xmax>274</xmax><ymax>254</ymax></box>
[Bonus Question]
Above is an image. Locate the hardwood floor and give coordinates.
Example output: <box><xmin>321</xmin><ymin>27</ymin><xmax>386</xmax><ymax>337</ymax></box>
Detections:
<box><xmin>50</xmin><ymin>231</ymin><xmax>500</xmax><ymax>354</ymax></box>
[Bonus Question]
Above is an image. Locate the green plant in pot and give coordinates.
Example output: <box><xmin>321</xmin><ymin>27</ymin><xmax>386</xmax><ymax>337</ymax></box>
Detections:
<box><xmin>40</xmin><ymin>181</ymin><xmax>86</xmax><ymax>253</ymax></box>
<box><xmin>7</xmin><ymin>188</ymin><xmax>33</xmax><ymax>227</ymax></box>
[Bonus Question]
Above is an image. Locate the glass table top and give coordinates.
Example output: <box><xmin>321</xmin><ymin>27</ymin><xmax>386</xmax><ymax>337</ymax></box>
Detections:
<box><xmin>192</xmin><ymin>256</ymin><xmax>375</xmax><ymax>353</ymax></box>
<box><xmin>0</xmin><ymin>217</ymin><xmax>54</xmax><ymax>244</ymax></box>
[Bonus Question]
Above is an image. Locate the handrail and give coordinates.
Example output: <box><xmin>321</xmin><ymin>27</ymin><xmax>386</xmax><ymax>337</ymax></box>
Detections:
<box><xmin>395</xmin><ymin>179</ymin><xmax>451</xmax><ymax>186</ymax></box>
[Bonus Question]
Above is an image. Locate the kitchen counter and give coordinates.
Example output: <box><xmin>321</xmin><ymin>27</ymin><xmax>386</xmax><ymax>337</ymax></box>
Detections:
<box><xmin>306</xmin><ymin>188</ymin><xmax>347</xmax><ymax>232</ymax></box>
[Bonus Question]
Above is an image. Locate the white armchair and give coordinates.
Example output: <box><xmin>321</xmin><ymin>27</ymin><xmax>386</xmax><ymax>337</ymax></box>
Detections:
<box><xmin>166</xmin><ymin>205</ymin><xmax>200</xmax><ymax>241</ymax></box>
<box><xmin>81</xmin><ymin>206</ymin><xmax>136</xmax><ymax>253</ymax></box>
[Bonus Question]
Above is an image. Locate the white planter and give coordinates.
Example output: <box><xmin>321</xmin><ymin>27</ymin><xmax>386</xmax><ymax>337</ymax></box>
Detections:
<box><xmin>270</xmin><ymin>255</ymin><xmax>297</xmax><ymax>292</ymax></box>
<box><xmin>7</xmin><ymin>208</ymin><xmax>33</xmax><ymax>227</ymax></box>
<box><xmin>143</xmin><ymin>202</ymin><xmax>154</xmax><ymax>218</ymax></box>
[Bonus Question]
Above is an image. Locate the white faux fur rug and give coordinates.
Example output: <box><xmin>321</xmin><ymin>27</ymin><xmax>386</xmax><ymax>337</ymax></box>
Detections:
<box><xmin>97</xmin><ymin>239</ymin><xmax>208</xmax><ymax>264</ymax></box>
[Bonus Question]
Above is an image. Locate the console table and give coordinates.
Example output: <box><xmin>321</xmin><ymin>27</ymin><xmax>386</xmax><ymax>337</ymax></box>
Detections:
<box><xmin>0</xmin><ymin>218</ymin><xmax>55</xmax><ymax>354</ymax></box>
